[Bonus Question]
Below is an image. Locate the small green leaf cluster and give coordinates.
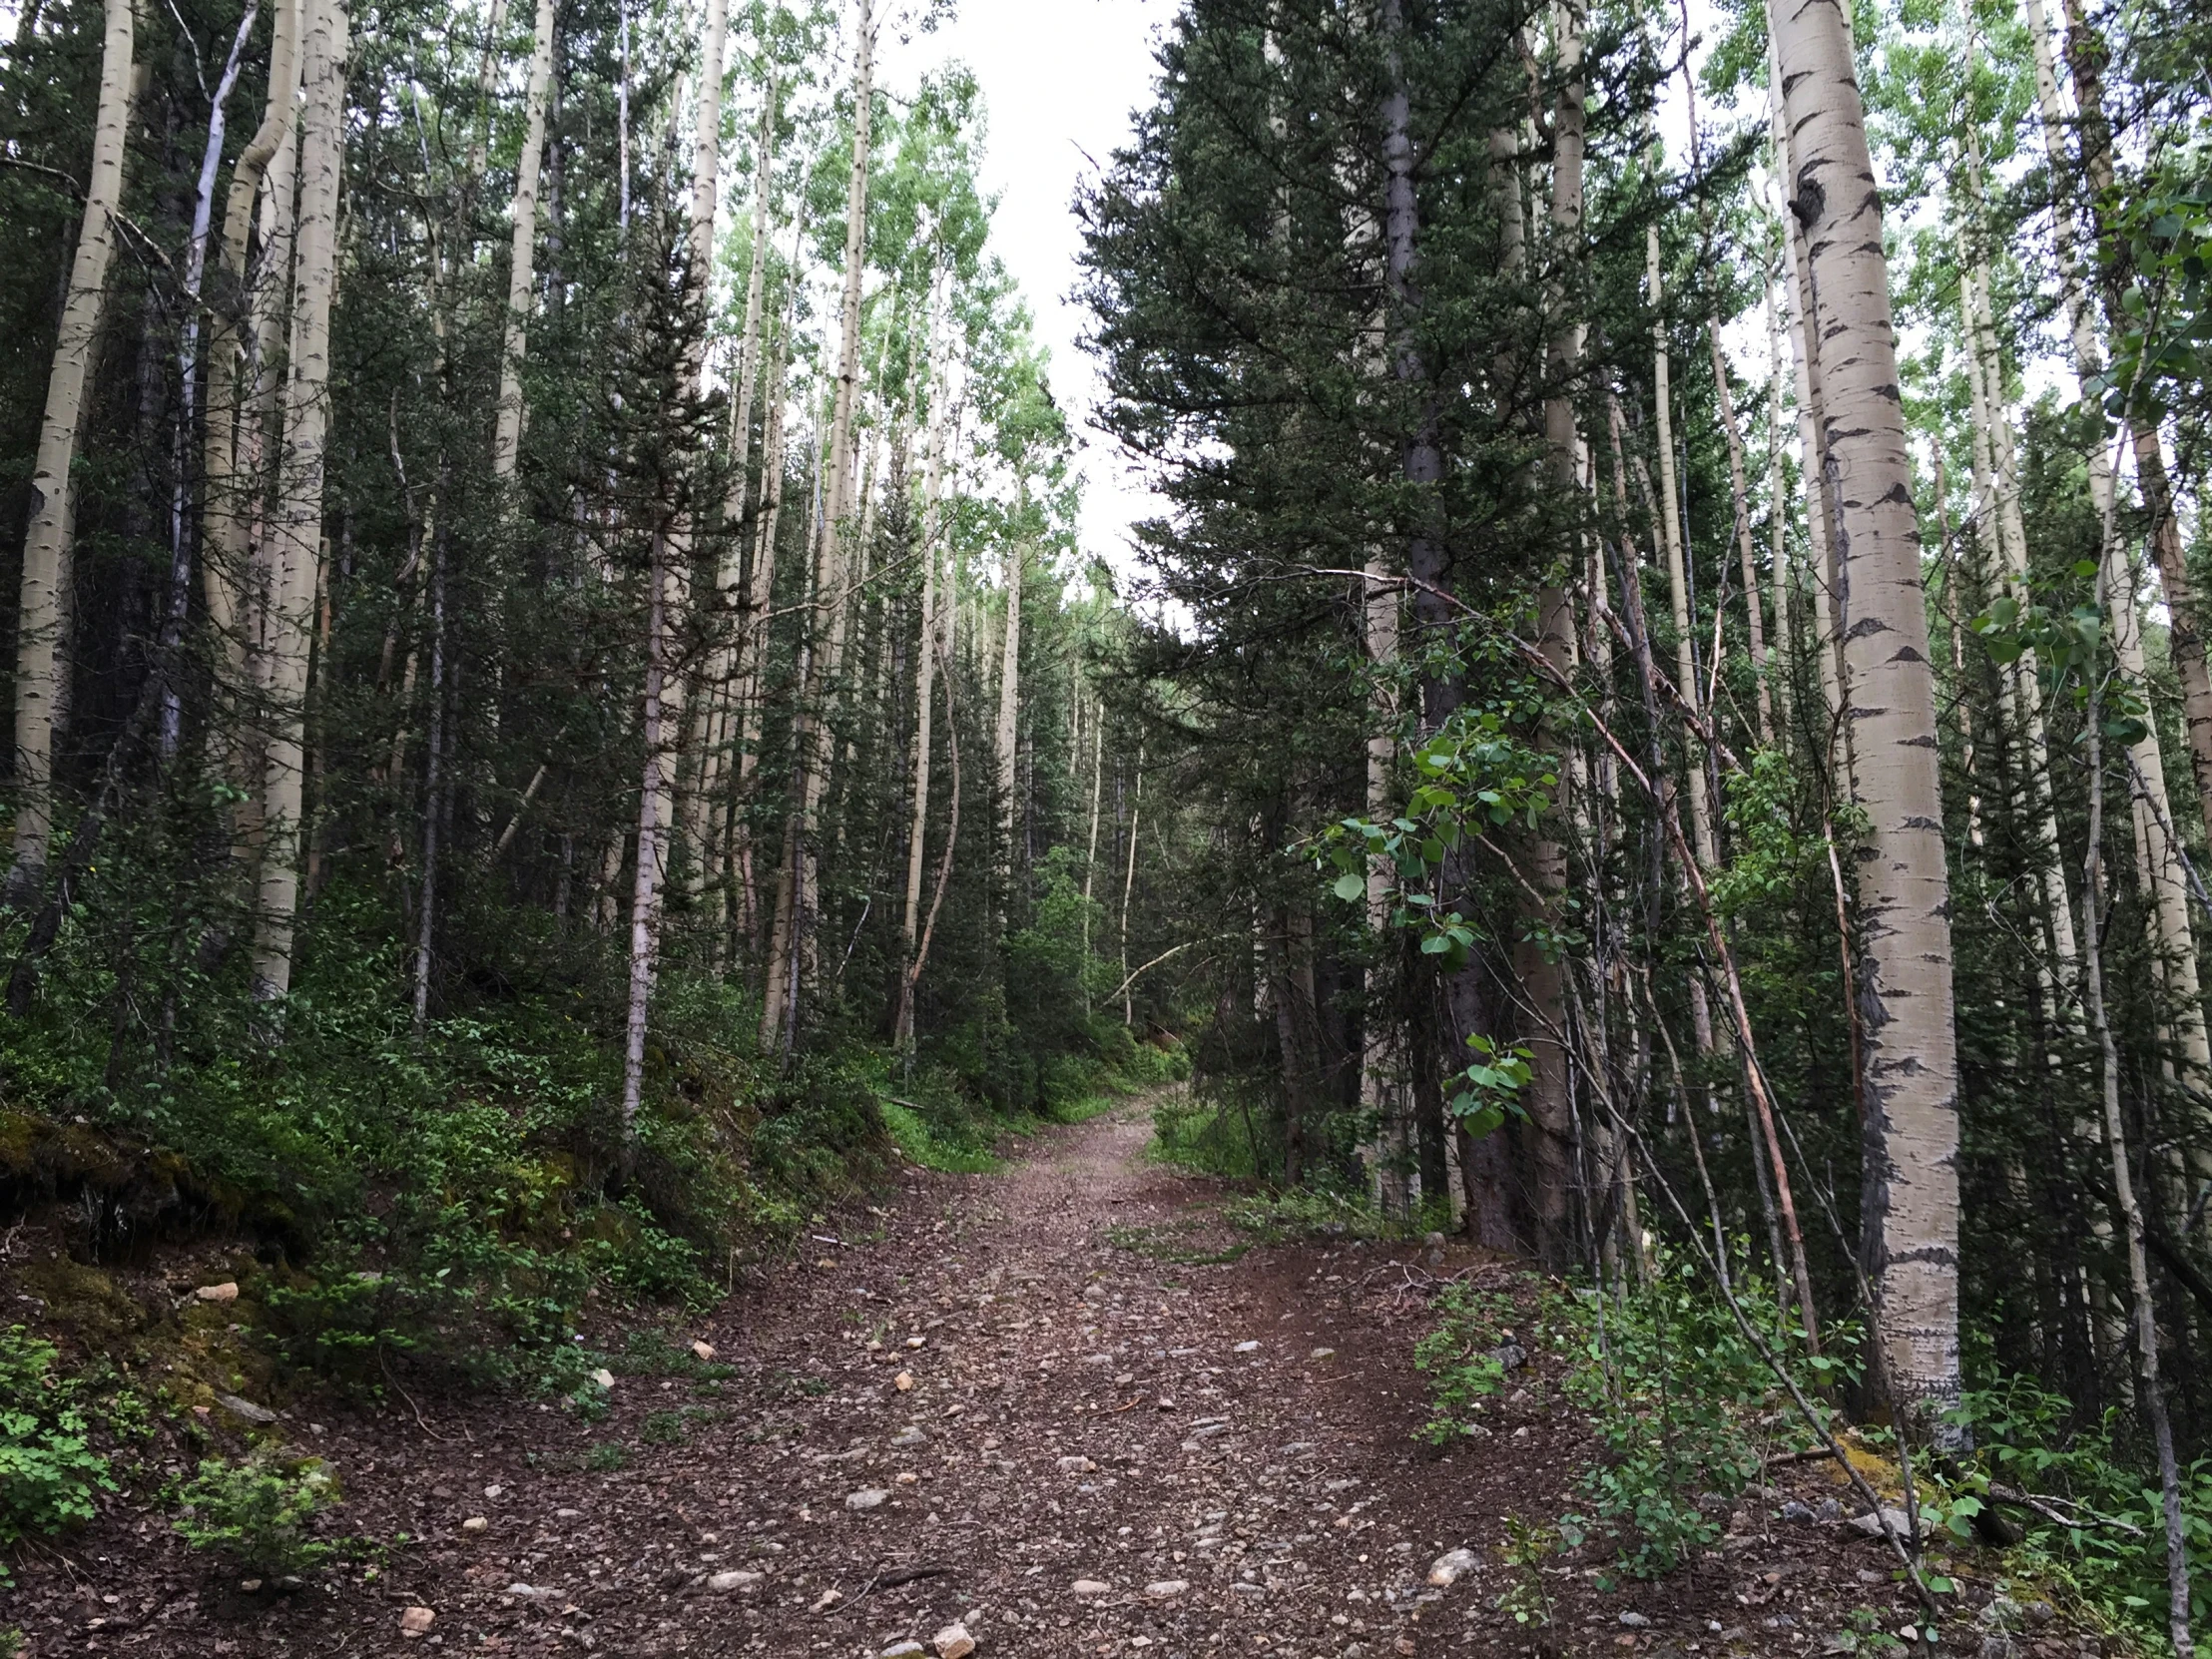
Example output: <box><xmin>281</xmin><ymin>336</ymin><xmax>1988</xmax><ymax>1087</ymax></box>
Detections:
<box><xmin>172</xmin><ymin>1450</ymin><xmax>341</xmax><ymax>1577</ymax></box>
<box><xmin>1970</xmin><ymin>583</ymin><xmax>2152</xmax><ymax>746</ymax></box>
<box><xmin>1413</xmin><ymin>1283</ymin><xmax>1523</xmax><ymax>1444</ymax></box>
<box><xmin>0</xmin><ymin>1326</ymin><xmax>115</xmax><ymax>1556</ymax></box>
<box><xmin>1319</xmin><ymin>706</ymin><xmax>1558</xmax><ymax>970</ymax></box>
<box><xmin>1495</xmin><ymin>1512</ymin><xmax>1560</xmax><ymax>1627</ymax></box>
<box><xmin>2090</xmin><ymin>188</ymin><xmax>2212</xmax><ymax>423</ymax></box>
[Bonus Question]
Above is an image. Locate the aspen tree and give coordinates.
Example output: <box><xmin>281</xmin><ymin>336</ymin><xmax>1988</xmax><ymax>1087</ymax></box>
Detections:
<box><xmin>491</xmin><ymin>0</ymin><xmax>558</xmax><ymax>481</ymax></box>
<box><xmin>2018</xmin><ymin>0</ymin><xmax>2207</xmax><ymax>1097</ymax></box>
<box><xmin>1765</xmin><ymin>66</ymin><xmax>1845</xmax><ymax>736</ymax></box>
<box><xmin>1958</xmin><ymin>114</ymin><xmax>2082</xmax><ymax>996</ymax></box>
<box><xmin>618</xmin><ymin>0</ymin><xmax>729</xmax><ymax>1125</ymax></box>
<box><xmin>250</xmin><ymin>0</ymin><xmax>348</xmax><ymax>1001</ymax></box>
<box><xmin>203</xmin><ymin>0</ymin><xmax>300</xmax><ymax>682</ymax></box>
<box><xmin>994</xmin><ymin>534</ymin><xmax>1024</xmax><ymax>871</ymax></box>
<box><xmin>1709</xmin><ymin>324</ymin><xmax>1775</xmax><ymax>747</ymax></box>
<box><xmin>897</xmin><ymin>303</ymin><xmax>953</xmax><ymax>1048</ymax></box>
<box><xmin>1770</xmin><ymin>0</ymin><xmax>1961</xmax><ymax>1435</ymax></box>
<box><xmin>1515</xmin><ymin>0</ymin><xmax>1587</xmax><ymax>1265</ymax></box>
<box><xmin>7</xmin><ymin>0</ymin><xmax>136</xmax><ymax>906</ymax></box>
<box><xmin>1764</xmin><ymin>269</ymin><xmax>1796</xmax><ymax>743</ymax></box>
<box><xmin>775</xmin><ymin>0</ymin><xmax>873</xmax><ymax>1022</ymax></box>
<box><xmin>1121</xmin><ymin>743</ymin><xmax>1143</xmax><ymax>1028</ymax></box>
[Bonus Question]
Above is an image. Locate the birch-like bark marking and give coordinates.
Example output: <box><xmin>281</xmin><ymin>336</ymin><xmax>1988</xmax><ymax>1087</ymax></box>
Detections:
<box><xmin>896</xmin><ymin>313</ymin><xmax>953</xmax><ymax>1048</ymax></box>
<box><xmin>7</xmin><ymin>0</ymin><xmax>136</xmax><ymax>905</ymax></box>
<box><xmin>1771</xmin><ymin>0</ymin><xmax>1960</xmax><ymax>1435</ymax></box>
<box><xmin>250</xmin><ymin>0</ymin><xmax>348</xmax><ymax>1001</ymax></box>
<box><xmin>204</xmin><ymin>0</ymin><xmax>300</xmax><ymax>676</ymax></box>
<box><xmin>490</xmin><ymin>0</ymin><xmax>557</xmax><ymax>480</ymax></box>
<box><xmin>1764</xmin><ymin>271</ymin><xmax>1796</xmax><ymax>743</ymax></box>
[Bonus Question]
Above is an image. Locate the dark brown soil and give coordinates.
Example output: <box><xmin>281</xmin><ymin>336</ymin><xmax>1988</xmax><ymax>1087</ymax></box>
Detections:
<box><xmin>2</xmin><ymin>1100</ymin><xmax>2090</xmax><ymax>1658</ymax></box>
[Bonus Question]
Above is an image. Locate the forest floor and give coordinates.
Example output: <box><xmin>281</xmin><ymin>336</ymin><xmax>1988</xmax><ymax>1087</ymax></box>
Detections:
<box><xmin>5</xmin><ymin>1098</ymin><xmax>2095</xmax><ymax>1659</ymax></box>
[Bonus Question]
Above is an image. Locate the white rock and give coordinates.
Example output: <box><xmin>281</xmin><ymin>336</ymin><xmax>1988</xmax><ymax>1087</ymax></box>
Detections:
<box><xmin>215</xmin><ymin>1392</ymin><xmax>277</xmax><ymax>1424</ymax></box>
<box><xmin>846</xmin><ymin>1487</ymin><xmax>890</xmax><ymax>1511</ymax></box>
<box><xmin>932</xmin><ymin>1622</ymin><xmax>977</xmax><ymax>1658</ymax></box>
<box><xmin>1427</xmin><ymin>1547</ymin><xmax>1478</xmax><ymax>1588</ymax></box>
<box><xmin>483</xmin><ymin>1484</ymin><xmax>503</xmax><ymax>1499</ymax></box>
<box><xmin>894</xmin><ymin>1371</ymin><xmax>915</xmax><ymax>1392</ymax></box>
<box><xmin>1311</xmin><ymin>1347</ymin><xmax>1337</xmax><ymax>1361</ymax></box>
<box><xmin>1072</xmin><ymin>1579</ymin><xmax>1112</xmax><ymax>1596</ymax></box>
<box><xmin>504</xmin><ymin>1584</ymin><xmax>560</xmax><ymax>1601</ymax></box>
<box><xmin>461</xmin><ymin>1516</ymin><xmax>488</xmax><ymax>1533</ymax></box>
<box><xmin>1847</xmin><ymin>1507</ymin><xmax>1917</xmax><ymax>1539</ymax></box>
<box><xmin>555</xmin><ymin>1507</ymin><xmax>581</xmax><ymax>1519</ymax></box>
<box><xmin>589</xmin><ymin>1369</ymin><xmax>616</xmax><ymax>1389</ymax></box>
<box><xmin>1145</xmin><ymin>1580</ymin><xmax>1191</xmax><ymax>1598</ymax></box>
<box><xmin>891</xmin><ymin>1426</ymin><xmax>929</xmax><ymax>1448</ymax></box>
<box><xmin>196</xmin><ymin>1283</ymin><xmax>240</xmax><ymax>1304</ymax></box>
<box><xmin>1233</xmin><ymin>1341</ymin><xmax>1260</xmax><ymax>1354</ymax></box>
<box><xmin>398</xmin><ymin>1606</ymin><xmax>435</xmax><ymax>1637</ymax></box>
<box><xmin>1618</xmin><ymin>1612</ymin><xmax>1651</xmax><ymax>1628</ymax></box>
<box><xmin>708</xmin><ymin>1570</ymin><xmax>763</xmax><ymax>1592</ymax></box>
<box><xmin>691</xmin><ymin>1340</ymin><xmax>717</xmax><ymax>1362</ymax></box>
<box><xmin>1057</xmin><ymin>1455</ymin><xmax>1097</xmax><ymax>1473</ymax></box>
<box><xmin>881</xmin><ymin>1645</ymin><xmax>927</xmax><ymax>1658</ymax></box>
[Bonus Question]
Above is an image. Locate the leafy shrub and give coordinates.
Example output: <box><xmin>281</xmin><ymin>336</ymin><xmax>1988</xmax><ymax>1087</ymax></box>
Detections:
<box><xmin>1151</xmin><ymin>1089</ymin><xmax>1262</xmax><ymax>1181</ymax></box>
<box><xmin>0</xmin><ymin>1326</ymin><xmax>114</xmax><ymax>1552</ymax></box>
<box><xmin>1551</xmin><ymin>1267</ymin><xmax>1824</xmax><ymax>1576</ymax></box>
<box><xmin>173</xmin><ymin>1451</ymin><xmax>340</xmax><ymax>1576</ymax></box>
<box><xmin>1414</xmin><ymin>1285</ymin><xmax>1523</xmax><ymax>1443</ymax></box>
<box><xmin>1934</xmin><ymin>1375</ymin><xmax>2212</xmax><ymax>1645</ymax></box>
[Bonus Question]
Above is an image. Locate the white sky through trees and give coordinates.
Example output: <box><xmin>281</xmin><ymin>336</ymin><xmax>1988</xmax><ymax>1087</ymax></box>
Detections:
<box><xmin>888</xmin><ymin>0</ymin><xmax>1179</xmax><ymax>581</ymax></box>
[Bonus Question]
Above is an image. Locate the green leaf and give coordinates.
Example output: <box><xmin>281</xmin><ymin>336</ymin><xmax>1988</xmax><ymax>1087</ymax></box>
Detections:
<box><xmin>1333</xmin><ymin>873</ymin><xmax>1366</xmax><ymax>902</ymax></box>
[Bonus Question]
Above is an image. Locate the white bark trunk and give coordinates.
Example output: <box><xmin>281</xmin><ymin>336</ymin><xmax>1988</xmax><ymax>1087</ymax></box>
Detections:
<box><xmin>1771</xmin><ymin>0</ymin><xmax>1960</xmax><ymax>1436</ymax></box>
<box><xmin>490</xmin><ymin>0</ymin><xmax>557</xmax><ymax>480</ymax></box>
<box><xmin>7</xmin><ymin>0</ymin><xmax>136</xmax><ymax>902</ymax></box>
<box><xmin>249</xmin><ymin>0</ymin><xmax>348</xmax><ymax>1000</ymax></box>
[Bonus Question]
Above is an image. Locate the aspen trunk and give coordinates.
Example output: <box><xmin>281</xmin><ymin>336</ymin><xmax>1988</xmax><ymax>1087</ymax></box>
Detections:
<box><xmin>7</xmin><ymin>0</ymin><xmax>136</xmax><ymax>905</ymax></box>
<box><xmin>621</xmin><ymin>528</ymin><xmax>676</xmax><ymax>1138</ymax></box>
<box><xmin>1771</xmin><ymin>0</ymin><xmax>1960</xmax><ymax>1437</ymax></box>
<box><xmin>1709</xmin><ymin>321</ymin><xmax>1774</xmax><ymax>747</ymax></box>
<box><xmin>1362</xmin><ymin>557</ymin><xmax>1404</xmax><ymax>1213</ymax></box>
<box><xmin>250</xmin><ymin>0</ymin><xmax>348</xmax><ymax>1002</ymax></box>
<box><xmin>2021</xmin><ymin>0</ymin><xmax>2208</xmax><ymax>1104</ymax></box>
<box><xmin>1765</xmin><ymin>58</ymin><xmax>1845</xmax><ymax>739</ymax></box>
<box><xmin>784</xmin><ymin>0</ymin><xmax>874</xmax><ymax>1017</ymax></box>
<box><xmin>896</xmin><ymin>313</ymin><xmax>952</xmax><ymax>1048</ymax></box>
<box><xmin>1959</xmin><ymin>123</ymin><xmax>2082</xmax><ymax>993</ymax></box>
<box><xmin>1764</xmin><ymin>271</ymin><xmax>1795</xmax><ymax>744</ymax></box>
<box><xmin>490</xmin><ymin>0</ymin><xmax>557</xmax><ymax>480</ymax></box>
<box><xmin>994</xmin><ymin>537</ymin><xmax>1025</xmax><ymax>872</ymax></box>
<box><xmin>203</xmin><ymin>0</ymin><xmax>299</xmax><ymax>685</ymax></box>
<box><xmin>1121</xmin><ymin>744</ymin><xmax>1143</xmax><ymax>1028</ymax></box>
<box><xmin>690</xmin><ymin>75</ymin><xmax>779</xmax><ymax>924</ymax></box>
<box><xmin>735</xmin><ymin>264</ymin><xmax>801</xmax><ymax>944</ymax></box>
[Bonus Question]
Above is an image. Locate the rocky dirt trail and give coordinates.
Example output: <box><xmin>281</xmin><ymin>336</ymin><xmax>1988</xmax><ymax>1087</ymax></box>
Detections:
<box><xmin>8</xmin><ymin>1099</ymin><xmax>2076</xmax><ymax>1659</ymax></box>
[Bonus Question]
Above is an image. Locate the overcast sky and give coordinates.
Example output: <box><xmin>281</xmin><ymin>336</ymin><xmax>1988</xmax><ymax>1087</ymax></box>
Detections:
<box><xmin>883</xmin><ymin>0</ymin><xmax>1181</xmax><ymax>574</ymax></box>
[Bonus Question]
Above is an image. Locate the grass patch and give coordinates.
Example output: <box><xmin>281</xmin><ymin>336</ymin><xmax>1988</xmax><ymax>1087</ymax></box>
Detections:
<box><xmin>1103</xmin><ymin>1220</ymin><xmax>1251</xmax><ymax>1266</ymax></box>
<box><xmin>876</xmin><ymin>1100</ymin><xmax>1004</xmax><ymax>1174</ymax></box>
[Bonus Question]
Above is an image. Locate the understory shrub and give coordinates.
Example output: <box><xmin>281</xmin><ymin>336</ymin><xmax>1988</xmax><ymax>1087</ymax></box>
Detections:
<box><xmin>173</xmin><ymin>1451</ymin><xmax>340</xmax><ymax>1576</ymax></box>
<box><xmin>0</xmin><ymin>1326</ymin><xmax>113</xmax><ymax>1555</ymax></box>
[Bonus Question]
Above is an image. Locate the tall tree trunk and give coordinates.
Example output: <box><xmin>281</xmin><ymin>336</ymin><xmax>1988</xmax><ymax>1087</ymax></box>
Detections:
<box><xmin>2022</xmin><ymin>0</ymin><xmax>2209</xmax><ymax>1112</ymax></box>
<box><xmin>621</xmin><ymin>527</ymin><xmax>675</xmax><ymax>1139</ymax></box>
<box><xmin>1709</xmin><ymin>321</ymin><xmax>1775</xmax><ymax>747</ymax></box>
<box><xmin>1766</xmin><ymin>57</ymin><xmax>1845</xmax><ymax>741</ymax></box>
<box><xmin>1771</xmin><ymin>0</ymin><xmax>1961</xmax><ymax>1439</ymax></box>
<box><xmin>1764</xmin><ymin>270</ymin><xmax>1796</xmax><ymax>744</ymax></box>
<box><xmin>1511</xmin><ymin>0</ymin><xmax>1585</xmax><ymax>1269</ymax></box>
<box><xmin>249</xmin><ymin>0</ymin><xmax>348</xmax><ymax>1002</ymax></box>
<box><xmin>735</xmin><ymin>258</ymin><xmax>800</xmax><ymax>945</ymax></box>
<box><xmin>896</xmin><ymin>308</ymin><xmax>952</xmax><ymax>1049</ymax></box>
<box><xmin>691</xmin><ymin>72</ymin><xmax>779</xmax><ymax>925</ymax></box>
<box><xmin>1959</xmin><ymin>120</ymin><xmax>2082</xmax><ymax>999</ymax></box>
<box><xmin>203</xmin><ymin>0</ymin><xmax>301</xmax><ymax>685</ymax></box>
<box><xmin>2060</xmin><ymin>0</ymin><xmax>2212</xmax><ymax>860</ymax></box>
<box><xmin>784</xmin><ymin>0</ymin><xmax>874</xmax><ymax>1024</ymax></box>
<box><xmin>491</xmin><ymin>0</ymin><xmax>557</xmax><ymax>481</ymax></box>
<box><xmin>1121</xmin><ymin>743</ymin><xmax>1143</xmax><ymax>1028</ymax></box>
<box><xmin>7</xmin><ymin>0</ymin><xmax>136</xmax><ymax>905</ymax></box>
<box><xmin>994</xmin><ymin>535</ymin><xmax>1025</xmax><ymax>874</ymax></box>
